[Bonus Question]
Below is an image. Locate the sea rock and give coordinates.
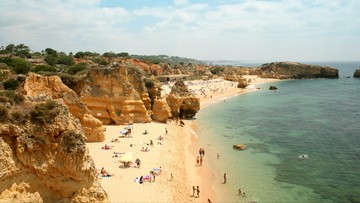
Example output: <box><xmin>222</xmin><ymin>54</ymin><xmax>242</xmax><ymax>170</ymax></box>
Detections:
<box><xmin>0</xmin><ymin>100</ymin><xmax>107</xmax><ymax>202</ymax></box>
<box><xmin>354</xmin><ymin>68</ymin><xmax>360</xmax><ymax>78</ymax></box>
<box><xmin>22</xmin><ymin>73</ymin><xmax>105</xmax><ymax>142</ymax></box>
<box><xmin>259</xmin><ymin>62</ymin><xmax>339</xmax><ymax>79</ymax></box>
<box><xmin>233</xmin><ymin>144</ymin><xmax>246</xmax><ymax>150</ymax></box>
<box><xmin>166</xmin><ymin>81</ymin><xmax>200</xmax><ymax>118</ymax></box>
<box><xmin>269</xmin><ymin>86</ymin><xmax>278</xmax><ymax>90</ymax></box>
<box><xmin>77</xmin><ymin>66</ymin><xmax>151</xmax><ymax>124</ymax></box>
<box><xmin>151</xmin><ymin>98</ymin><xmax>171</xmax><ymax>123</ymax></box>
<box><xmin>237</xmin><ymin>77</ymin><xmax>249</xmax><ymax>88</ymax></box>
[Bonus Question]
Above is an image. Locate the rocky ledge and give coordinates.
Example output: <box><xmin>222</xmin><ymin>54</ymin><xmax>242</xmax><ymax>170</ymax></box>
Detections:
<box><xmin>354</xmin><ymin>68</ymin><xmax>360</xmax><ymax>78</ymax></box>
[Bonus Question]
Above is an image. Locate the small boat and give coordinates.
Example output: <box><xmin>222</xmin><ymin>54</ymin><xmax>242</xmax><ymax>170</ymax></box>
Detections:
<box><xmin>298</xmin><ymin>154</ymin><xmax>309</xmax><ymax>159</ymax></box>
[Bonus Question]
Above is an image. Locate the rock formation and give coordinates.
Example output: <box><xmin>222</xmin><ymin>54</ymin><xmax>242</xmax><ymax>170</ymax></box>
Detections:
<box><xmin>166</xmin><ymin>81</ymin><xmax>200</xmax><ymax>119</ymax></box>
<box><xmin>237</xmin><ymin>77</ymin><xmax>248</xmax><ymax>88</ymax></box>
<box><xmin>269</xmin><ymin>86</ymin><xmax>278</xmax><ymax>90</ymax></box>
<box><xmin>354</xmin><ymin>68</ymin><xmax>360</xmax><ymax>78</ymax></box>
<box><xmin>22</xmin><ymin>73</ymin><xmax>105</xmax><ymax>142</ymax></box>
<box><xmin>151</xmin><ymin>98</ymin><xmax>171</xmax><ymax>123</ymax></box>
<box><xmin>259</xmin><ymin>62</ymin><xmax>339</xmax><ymax>79</ymax></box>
<box><xmin>76</xmin><ymin>66</ymin><xmax>151</xmax><ymax>125</ymax></box>
<box><xmin>0</xmin><ymin>99</ymin><xmax>107</xmax><ymax>202</ymax></box>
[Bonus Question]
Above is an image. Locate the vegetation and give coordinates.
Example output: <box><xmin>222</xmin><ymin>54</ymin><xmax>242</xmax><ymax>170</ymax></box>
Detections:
<box><xmin>0</xmin><ymin>90</ymin><xmax>25</xmax><ymax>105</ymax></box>
<box><xmin>0</xmin><ymin>57</ymin><xmax>31</xmax><ymax>74</ymax></box>
<box><xmin>67</xmin><ymin>63</ymin><xmax>88</xmax><ymax>74</ymax></box>
<box><xmin>33</xmin><ymin>65</ymin><xmax>57</xmax><ymax>73</ymax></box>
<box><xmin>10</xmin><ymin>107</ymin><xmax>29</xmax><ymax>124</ymax></box>
<box><xmin>30</xmin><ymin>100</ymin><xmax>61</xmax><ymax>124</ymax></box>
<box><xmin>0</xmin><ymin>105</ymin><xmax>9</xmax><ymax>122</ymax></box>
<box><xmin>3</xmin><ymin>79</ymin><xmax>19</xmax><ymax>90</ymax></box>
<box><xmin>60</xmin><ymin>130</ymin><xmax>85</xmax><ymax>153</ymax></box>
<box><xmin>144</xmin><ymin>78</ymin><xmax>155</xmax><ymax>89</ymax></box>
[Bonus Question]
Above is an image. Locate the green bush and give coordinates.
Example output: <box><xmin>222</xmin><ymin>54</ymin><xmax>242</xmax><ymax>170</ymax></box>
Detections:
<box><xmin>30</xmin><ymin>100</ymin><xmax>60</xmax><ymax>124</ymax></box>
<box><xmin>3</xmin><ymin>79</ymin><xmax>19</xmax><ymax>90</ymax></box>
<box><xmin>33</xmin><ymin>65</ymin><xmax>57</xmax><ymax>73</ymax></box>
<box><xmin>0</xmin><ymin>90</ymin><xmax>24</xmax><ymax>104</ymax></box>
<box><xmin>59</xmin><ymin>73</ymin><xmax>77</xmax><ymax>90</ymax></box>
<box><xmin>44</xmin><ymin>55</ymin><xmax>59</xmax><ymax>66</ymax></box>
<box><xmin>91</xmin><ymin>57</ymin><xmax>109</xmax><ymax>66</ymax></box>
<box><xmin>58</xmin><ymin>53</ymin><xmax>75</xmax><ymax>65</ymax></box>
<box><xmin>144</xmin><ymin>78</ymin><xmax>155</xmax><ymax>89</ymax></box>
<box><xmin>60</xmin><ymin>130</ymin><xmax>85</xmax><ymax>153</ymax></box>
<box><xmin>10</xmin><ymin>108</ymin><xmax>29</xmax><ymax>124</ymax></box>
<box><xmin>0</xmin><ymin>57</ymin><xmax>30</xmax><ymax>74</ymax></box>
<box><xmin>67</xmin><ymin>63</ymin><xmax>87</xmax><ymax>75</ymax></box>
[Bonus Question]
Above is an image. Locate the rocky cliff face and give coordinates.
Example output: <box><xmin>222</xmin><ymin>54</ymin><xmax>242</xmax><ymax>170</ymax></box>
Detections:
<box><xmin>22</xmin><ymin>73</ymin><xmax>105</xmax><ymax>142</ymax></box>
<box><xmin>166</xmin><ymin>81</ymin><xmax>200</xmax><ymax>119</ymax></box>
<box><xmin>353</xmin><ymin>69</ymin><xmax>360</xmax><ymax>78</ymax></box>
<box><xmin>151</xmin><ymin>98</ymin><xmax>171</xmax><ymax>123</ymax></box>
<box><xmin>0</xmin><ymin>99</ymin><xmax>107</xmax><ymax>202</ymax></box>
<box><xmin>76</xmin><ymin>66</ymin><xmax>151</xmax><ymax>125</ymax></box>
<box><xmin>259</xmin><ymin>62</ymin><xmax>339</xmax><ymax>79</ymax></box>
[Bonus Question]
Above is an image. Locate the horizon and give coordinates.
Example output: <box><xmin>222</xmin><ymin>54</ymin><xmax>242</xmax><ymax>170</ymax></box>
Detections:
<box><xmin>1</xmin><ymin>0</ymin><xmax>360</xmax><ymax>62</ymax></box>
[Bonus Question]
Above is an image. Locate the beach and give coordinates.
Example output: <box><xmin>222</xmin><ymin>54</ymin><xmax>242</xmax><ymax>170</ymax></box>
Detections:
<box><xmin>87</xmin><ymin>76</ymin><xmax>278</xmax><ymax>202</ymax></box>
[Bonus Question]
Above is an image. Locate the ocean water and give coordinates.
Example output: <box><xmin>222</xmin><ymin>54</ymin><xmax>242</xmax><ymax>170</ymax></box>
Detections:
<box><xmin>192</xmin><ymin>62</ymin><xmax>360</xmax><ymax>203</ymax></box>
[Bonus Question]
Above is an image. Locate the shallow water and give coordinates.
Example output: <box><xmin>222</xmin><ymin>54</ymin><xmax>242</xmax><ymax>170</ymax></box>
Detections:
<box><xmin>193</xmin><ymin>62</ymin><xmax>360</xmax><ymax>203</ymax></box>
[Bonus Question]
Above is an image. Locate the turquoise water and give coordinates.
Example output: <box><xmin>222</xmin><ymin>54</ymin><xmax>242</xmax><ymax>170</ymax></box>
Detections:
<box><xmin>193</xmin><ymin>62</ymin><xmax>360</xmax><ymax>203</ymax></box>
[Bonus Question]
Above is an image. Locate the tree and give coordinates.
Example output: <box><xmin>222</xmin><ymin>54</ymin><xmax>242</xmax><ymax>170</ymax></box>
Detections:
<box><xmin>58</xmin><ymin>52</ymin><xmax>75</xmax><ymax>65</ymax></box>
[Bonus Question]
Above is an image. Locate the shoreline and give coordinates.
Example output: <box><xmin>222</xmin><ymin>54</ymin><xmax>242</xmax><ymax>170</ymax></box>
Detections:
<box><xmin>87</xmin><ymin>76</ymin><xmax>279</xmax><ymax>202</ymax></box>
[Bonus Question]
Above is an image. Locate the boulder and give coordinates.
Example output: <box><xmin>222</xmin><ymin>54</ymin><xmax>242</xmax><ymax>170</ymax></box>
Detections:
<box><xmin>233</xmin><ymin>144</ymin><xmax>246</xmax><ymax>150</ymax></box>
<box><xmin>269</xmin><ymin>86</ymin><xmax>278</xmax><ymax>90</ymax></box>
<box><xmin>166</xmin><ymin>81</ymin><xmax>200</xmax><ymax>119</ymax></box>
<box><xmin>22</xmin><ymin>73</ymin><xmax>105</xmax><ymax>142</ymax></box>
<box><xmin>354</xmin><ymin>69</ymin><xmax>360</xmax><ymax>78</ymax></box>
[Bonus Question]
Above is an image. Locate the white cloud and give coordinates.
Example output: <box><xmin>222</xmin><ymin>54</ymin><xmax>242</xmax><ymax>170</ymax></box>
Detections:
<box><xmin>0</xmin><ymin>0</ymin><xmax>359</xmax><ymax>61</ymax></box>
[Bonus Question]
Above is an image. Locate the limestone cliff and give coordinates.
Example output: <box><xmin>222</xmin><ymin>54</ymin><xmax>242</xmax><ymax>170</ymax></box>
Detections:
<box><xmin>22</xmin><ymin>73</ymin><xmax>105</xmax><ymax>142</ymax></box>
<box><xmin>166</xmin><ymin>81</ymin><xmax>200</xmax><ymax>119</ymax></box>
<box><xmin>353</xmin><ymin>68</ymin><xmax>360</xmax><ymax>78</ymax></box>
<box><xmin>0</xmin><ymin>99</ymin><xmax>107</xmax><ymax>202</ymax></box>
<box><xmin>76</xmin><ymin>66</ymin><xmax>151</xmax><ymax>125</ymax></box>
<box><xmin>151</xmin><ymin>98</ymin><xmax>171</xmax><ymax>123</ymax></box>
<box><xmin>259</xmin><ymin>62</ymin><xmax>339</xmax><ymax>79</ymax></box>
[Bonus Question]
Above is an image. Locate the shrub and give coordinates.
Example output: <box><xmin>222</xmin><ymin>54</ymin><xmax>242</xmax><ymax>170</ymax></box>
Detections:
<box><xmin>59</xmin><ymin>73</ymin><xmax>77</xmax><ymax>90</ymax></box>
<box><xmin>58</xmin><ymin>53</ymin><xmax>75</xmax><ymax>65</ymax></box>
<box><xmin>60</xmin><ymin>130</ymin><xmax>85</xmax><ymax>153</ymax></box>
<box><xmin>0</xmin><ymin>90</ymin><xmax>24</xmax><ymax>104</ymax></box>
<box><xmin>67</xmin><ymin>63</ymin><xmax>87</xmax><ymax>75</ymax></box>
<box><xmin>10</xmin><ymin>108</ymin><xmax>29</xmax><ymax>124</ymax></box>
<box><xmin>0</xmin><ymin>105</ymin><xmax>9</xmax><ymax>122</ymax></box>
<box><xmin>33</xmin><ymin>65</ymin><xmax>57</xmax><ymax>73</ymax></box>
<box><xmin>91</xmin><ymin>57</ymin><xmax>109</xmax><ymax>66</ymax></box>
<box><xmin>3</xmin><ymin>79</ymin><xmax>19</xmax><ymax>90</ymax></box>
<box><xmin>30</xmin><ymin>100</ymin><xmax>60</xmax><ymax>124</ymax></box>
<box><xmin>0</xmin><ymin>57</ymin><xmax>31</xmax><ymax>74</ymax></box>
<box><xmin>144</xmin><ymin>78</ymin><xmax>155</xmax><ymax>89</ymax></box>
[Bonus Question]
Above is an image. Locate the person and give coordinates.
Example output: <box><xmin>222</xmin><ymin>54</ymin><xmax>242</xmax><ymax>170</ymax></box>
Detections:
<box><xmin>223</xmin><ymin>173</ymin><xmax>227</xmax><ymax>184</ymax></box>
<box><xmin>150</xmin><ymin>140</ymin><xmax>153</xmax><ymax>146</ymax></box>
<box><xmin>196</xmin><ymin>156</ymin><xmax>200</xmax><ymax>166</ymax></box>
<box><xmin>200</xmin><ymin>156</ymin><xmax>203</xmax><ymax>166</ymax></box>
<box><xmin>238</xmin><ymin>188</ymin><xmax>242</xmax><ymax>195</ymax></box>
<box><xmin>242</xmin><ymin>192</ymin><xmax>246</xmax><ymax>197</ymax></box>
<box><xmin>192</xmin><ymin>186</ymin><xmax>196</xmax><ymax>197</ymax></box>
<box><xmin>135</xmin><ymin>158</ymin><xmax>141</xmax><ymax>168</ymax></box>
<box><xmin>208</xmin><ymin>199</ymin><xmax>212</xmax><ymax>203</ymax></box>
<box><xmin>217</xmin><ymin>153</ymin><xmax>220</xmax><ymax>159</ymax></box>
<box><xmin>196</xmin><ymin>186</ymin><xmax>200</xmax><ymax>197</ymax></box>
<box><xmin>165</xmin><ymin>128</ymin><xmax>168</xmax><ymax>134</ymax></box>
<box><xmin>100</xmin><ymin>167</ymin><xmax>111</xmax><ymax>177</ymax></box>
<box><xmin>139</xmin><ymin>176</ymin><xmax>144</xmax><ymax>184</ymax></box>
<box><xmin>170</xmin><ymin>173</ymin><xmax>173</xmax><ymax>181</ymax></box>
<box><xmin>180</xmin><ymin>120</ymin><xmax>185</xmax><ymax>127</ymax></box>
<box><xmin>143</xmin><ymin>130</ymin><xmax>148</xmax><ymax>134</ymax></box>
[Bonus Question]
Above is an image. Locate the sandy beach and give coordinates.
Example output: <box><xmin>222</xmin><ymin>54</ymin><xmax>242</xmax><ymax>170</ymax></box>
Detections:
<box><xmin>87</xmin><ymin>76</ymin><xmax>278</xmax><ymax>202</ymax></box>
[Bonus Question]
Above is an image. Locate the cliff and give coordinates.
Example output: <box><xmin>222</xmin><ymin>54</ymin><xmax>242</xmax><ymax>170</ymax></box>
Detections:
<box><xmin>76</xmin><ymin>66</ymin><xmax>152</xmax><ymax>125</ymax></box>
<box><xmin>259</xmin><ymin>62</ymin><xmax>339</xmax><ymax>79</ymax></box>
<box><xmin>22</xmin><ymin>73</ymin><xmax>105</xmax><ymax>142</ymax></box>
<box><xmin>0</xmin><ymin>99</ymin><xmax>107</xmax><ymax>202</ymax></box>
<box><xmin>353</xmin><ymin>69</ymin><xmax>360</xmax><ymax>78</ymax></box>
<box><xmin>166</xmin><ymin>81</ymin><xmax>200</xmax><ymax>118</ymax></box>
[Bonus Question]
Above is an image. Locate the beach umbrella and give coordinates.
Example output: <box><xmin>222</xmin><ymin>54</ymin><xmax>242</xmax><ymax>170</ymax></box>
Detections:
<box><xmin>119</xmin><ymin>153</ymin><xmax>133</xmax><ymax>163</ymax></box>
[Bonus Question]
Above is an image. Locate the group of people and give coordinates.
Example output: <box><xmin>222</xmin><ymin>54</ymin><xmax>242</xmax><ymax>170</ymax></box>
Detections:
<box><xmin>192</xmin><ymin>186</ymin><xmax>200</xmax><ymax>198</ymax></box>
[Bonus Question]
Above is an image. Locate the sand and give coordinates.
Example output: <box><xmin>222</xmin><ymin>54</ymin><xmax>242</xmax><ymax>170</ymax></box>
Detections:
<box><xmin>87</xmin><ymin>76</ymin><xmax>279</xmax><ymax>202</ymax></box>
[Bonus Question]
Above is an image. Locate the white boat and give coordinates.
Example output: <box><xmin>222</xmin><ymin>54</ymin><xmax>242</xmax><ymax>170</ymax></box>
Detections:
<box><xmin>298</xmin><ymin>154</ymin><xmax>309</xmax><ymax>159</ymax></box>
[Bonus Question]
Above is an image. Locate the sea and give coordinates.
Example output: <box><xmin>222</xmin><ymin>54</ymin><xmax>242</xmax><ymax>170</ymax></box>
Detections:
<box><xmin>192</xmin><ymin>62</ymin><xmax>360</xmax><ymax>203</ymax></box>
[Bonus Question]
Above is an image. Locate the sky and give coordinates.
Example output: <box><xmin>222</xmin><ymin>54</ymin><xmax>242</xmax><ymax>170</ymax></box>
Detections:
<box><xmin>1</xmin><ymin>0</ymin><xmax>359</xmax><ymax>62</ymax></box>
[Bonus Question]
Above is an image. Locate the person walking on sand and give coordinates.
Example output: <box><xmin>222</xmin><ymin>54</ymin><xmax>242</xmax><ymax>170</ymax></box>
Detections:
<box><xmin>196</xmin><ymin>186</ymin><xmax>200</xmax><ymax>198</ymax></box>
<box><xmin>200</xmin><ymin>156</ymin><xmax>203</xmax><ymax>166</ymax></box>
<box><xmin>196</xmin><ymin>156</ymin><xmax>200</xmax><ymax>166</ymax></box>
<box><xmin>223</xmin><ymin>173</ymin><xmax>227</xmax><ymax>184</ymax></box>
<box><xmin>192</xmin><ymin>186</ymin><xmax>196</xmax><ymax>197</ymax></box>
<box><xmin>165</xmin><ymin>128</ymin><xmax>168</xmax><ymax>134</ymax></box>
<box><xmin>217</xmin><ymin>153</ymin><xmax>220</xmax><ymax>159</ymax></box>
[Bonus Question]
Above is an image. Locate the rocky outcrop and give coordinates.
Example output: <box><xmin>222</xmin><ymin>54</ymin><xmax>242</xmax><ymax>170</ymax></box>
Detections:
<box><xmin>166</xmin><ymin>81</ymin><xmax>200</xmax><ymax>118</ymax></box>
<box><xmin>151</xmin><ymin>98</ymin><xmax>171</xmax><ymax>123</ymax></box>
<box><xmin>77</xmin><ymin>66</ymin><xmax>151</xmax><ymax>125</ymax></box>
<box><xmin>0</xmin><ymin>99</ymin><xmax>107</xmax><ymax>202</ymax></box>
<box><xmin>22</xmin><ymin>73</ymin><xmax>105</xmax><ymax>142</ymax></box>
<box><xmin>354</xmin><ymin>69</ymin><xmax>360</xmax><ymax>78</ymax></box>
<box><xmin>269</xmin><ymin>86</ymin><xmax>278</xmax><ymax>90</ymax></box>
<box><xmin>259</xmin><ymin>62</ymin><xmax>339</xmax><ymax>79</ymax></box>
<box><xmin>237</xmin><ymin>77</ymin><xmax>248</xmax><ymax>88</ymax></box>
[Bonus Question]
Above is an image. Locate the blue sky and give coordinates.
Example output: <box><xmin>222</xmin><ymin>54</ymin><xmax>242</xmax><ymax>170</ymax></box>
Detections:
<box><xmin>1</xmin><ymin>0</ymin><xmax>359</xmax><ymax>62</ymax></box>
